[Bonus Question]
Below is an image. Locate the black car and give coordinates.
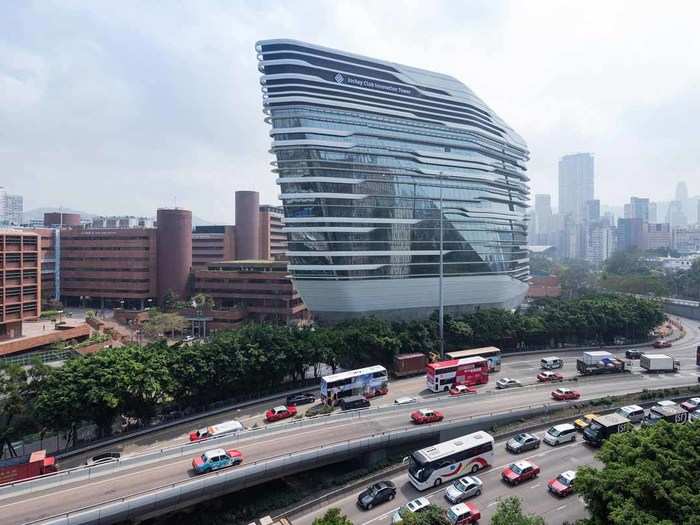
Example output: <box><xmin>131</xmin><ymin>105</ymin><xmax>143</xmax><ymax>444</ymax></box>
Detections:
<box><xmin>285</xmin><ymin>392</ymin><xmax>316</xmax><ymax>406</ymax></box>
<box><xmin>357</xmin><ymin>480</ymin><xmax>397</xmax><ymax>510</ymax></box>
<box><xmin>625</xmin><ymin>349</ymin><xmax>642</xmax><ymax>359</ymax></box>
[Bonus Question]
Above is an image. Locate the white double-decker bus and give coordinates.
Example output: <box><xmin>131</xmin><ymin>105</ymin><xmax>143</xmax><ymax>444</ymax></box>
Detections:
<box><xmin>320</xmin><ymin>365</ymin><xmax>389</xmax><ymax>405</ymax></box>
<box><xmin>408</xmin><ymin>431</ymin><xmax>495</xmax><ymax>491</ymax></box>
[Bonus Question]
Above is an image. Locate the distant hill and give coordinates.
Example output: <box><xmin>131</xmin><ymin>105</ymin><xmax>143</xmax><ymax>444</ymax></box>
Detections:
<box><xmin>23</xmin><ymin>207</ymin><xmax>216</xmax><ymax>227</ymax></box>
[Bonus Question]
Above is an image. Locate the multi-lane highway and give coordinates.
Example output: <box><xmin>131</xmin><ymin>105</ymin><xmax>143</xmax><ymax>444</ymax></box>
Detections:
<box><xmin>2</xmin><ymin>318</ymin><xmax>699</xmax><ymax>524</ymax></box>
<box><xmin>293</xmin><ymin>425</ymin><xmax>601</xmax><ymax>525</ymax></box>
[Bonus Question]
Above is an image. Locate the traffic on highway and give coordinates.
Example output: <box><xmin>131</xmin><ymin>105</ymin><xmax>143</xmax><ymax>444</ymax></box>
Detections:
<box><xmin>0</xmin><ymin>318</ymin><xmax>698</xmax><ymax>525</ymax></box>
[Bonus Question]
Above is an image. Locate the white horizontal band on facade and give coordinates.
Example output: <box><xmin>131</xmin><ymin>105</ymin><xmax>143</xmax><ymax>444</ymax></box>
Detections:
<box><xmin>288</xmin><ymin>264</ymin><xmax>386</xmax><ymax>271</ymax></box>
<box><xmin>284</xmin><ymin>217</ymin><xmax>422</xmax><ymax>224</ymax></box>
<box><xmin>279</xmin><ymin>193</ymin><xmax>368</xmax><ymax>200</ymax></box>
<box><xmin>276</xmin><ymin>177</ymin><xmax>365</xmax><ymax>184</ymax></box>
<box><xmin>286</xmin><ymin>250</ymin><xmax>450</xmax><ymax>257</ymax></box>
<box><xmin>283</xmin><ymin>227</ymin><xmax>377</xmax><ymax>233</ymax></box>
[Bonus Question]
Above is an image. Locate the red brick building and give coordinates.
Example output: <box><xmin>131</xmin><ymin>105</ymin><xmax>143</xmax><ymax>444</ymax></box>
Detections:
<box><xmin>0</xmin><ymin>230</ymin><xmax>40</xmax><ymax>340</ymax></box>
<box><xmin>59</xmin><ymin>228</ymin><xmax>158</xmax><ymax>308</ymax></box>
<box><xmin>193</xmin><ymin>260</ymin><xmax>309</xmax><ymax>326</ymax></box>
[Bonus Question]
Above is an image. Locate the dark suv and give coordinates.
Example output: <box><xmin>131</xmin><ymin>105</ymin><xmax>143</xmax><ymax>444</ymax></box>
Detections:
<box><xmin>625</xmin><ymin>349</ymin><xmax>642</xmax><ymax>359</ymax></box>
<box><xmin>285</xmin><ymin>392</ymin><xmax>316</xmax><ymax>406</ymax></box>
<box><xmin>357</xmin><ymin>480</ymin><xmax>397</xmax><ymax>510</ymax></box>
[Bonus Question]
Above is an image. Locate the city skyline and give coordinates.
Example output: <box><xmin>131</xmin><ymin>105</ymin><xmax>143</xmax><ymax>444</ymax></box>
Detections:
<box><xmin>2</xmin><ymin>1</ymin><xmax>700</xmax><ymax>221</ymax></box>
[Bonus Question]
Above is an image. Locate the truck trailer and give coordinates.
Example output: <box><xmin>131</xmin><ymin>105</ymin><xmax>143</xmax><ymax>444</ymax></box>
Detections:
<box><xmin>643</xmin><ymin>405</ymin><xmax>688</xmax><ymax>426</ymax></box>
<box><xmin>393</xmin><ymin>353</ymin><xmax>428</xmax><ymax>378</ymax></box>
<box><xmin>582</xmin><ymin>413</ymin><xmax>631</xmax><ymax>446</ymax></box>
<box><xmin>640</xmin><ymin>354</ymin><xmax>680</xmax><ymax>373</ymax></box>
<box><xmin>577</xmin><ymin>351</ymin><xmax>626</xmax><ymax>376</ymax></box>
<box><xmin>0</xmin><ymin>450</ymin><xmax>57</xmax><ymax>484</ymax></box>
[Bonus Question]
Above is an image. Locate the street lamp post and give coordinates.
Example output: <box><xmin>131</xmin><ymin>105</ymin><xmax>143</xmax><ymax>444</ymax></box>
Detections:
<box><xmin>438</xmin><ymin>173</ymin><xmax>445</xmax><ymax>358</ymax></box>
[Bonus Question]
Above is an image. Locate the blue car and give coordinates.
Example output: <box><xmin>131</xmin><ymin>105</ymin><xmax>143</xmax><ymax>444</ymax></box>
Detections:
<box><xmin>192</xmin><ymin>448</ymin><xmax>243</xmax><ymax>474</ymax></box>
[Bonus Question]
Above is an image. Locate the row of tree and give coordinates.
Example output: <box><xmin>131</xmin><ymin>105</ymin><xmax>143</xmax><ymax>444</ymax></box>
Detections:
<box><xmin>0</xmin><ymin>294</ymin><xmax>663</xmax><ymax>454</ymax></box>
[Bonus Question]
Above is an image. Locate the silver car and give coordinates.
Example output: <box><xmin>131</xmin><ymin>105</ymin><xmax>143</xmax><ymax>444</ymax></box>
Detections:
<box><xmin>496</xmin><ymin>377</ymin><xmax>522</xmax><ymax>389</ymax></box>
<box><xmin>444</xmin><ymin>475</ymin><xmax>483</xmax><ymax>503</ymax></box>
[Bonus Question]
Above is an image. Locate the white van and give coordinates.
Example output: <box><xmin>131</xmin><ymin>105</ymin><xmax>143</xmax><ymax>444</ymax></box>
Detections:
<box><xmin>541</xmin><ymin>357</ymin><xmax>563</xmax><ymax>370</ymax></box>
<box><xmin>543</xmin><ymin>423</ymin><xmax>577</xmax><ymax>446</ymax></box>
<box><xmin>616</xmin><ymin>405</ymin><xmax>645</xmax><ymax>424</ymax></box>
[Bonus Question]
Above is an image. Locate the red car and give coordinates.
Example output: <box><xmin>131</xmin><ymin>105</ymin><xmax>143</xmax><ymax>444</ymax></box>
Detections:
<box><xmin>448</xmin><ymin>502</ymin><xmax>481</xmax><ymax>524</ymax></box>
<box><xmin>548</xmin><ymin>470</ymin><xmax>576</xmax><ymax>496</ymax></box>
<box><xmin>551</xmin><ymin>388</ymin><xmax>580</xmax><ymax>401</ymax></box>
<box><xmin>450</xmin><ymin>384</ymin><xmax>477</xmax><ymax>396</ymax></box>
<box><xmin>537</xmin><ymin>371</ymin><xmax>564</xmax><ymax>383</ymax></box>
<box><xmin>653</xmin><ymin>340</ymin><xmax>672</xmax><ymax>349</ymax></box>
<box><xmin>265</xmin><ymin>405</ymin><xmax>297</xmax><ymax>422</ymax></box>
<box><xmin>502</xmin><ymin>460</ymin><xmax>540</xmax><ymax>485</ymax></box>
<box><xmin>410</xmin><ymin>408</ymin><xmax>444</xmax><ymax>424</ymax></box>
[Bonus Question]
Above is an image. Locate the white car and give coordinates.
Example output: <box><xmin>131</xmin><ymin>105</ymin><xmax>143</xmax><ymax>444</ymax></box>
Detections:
<box><xmin>496</xmin><ymin>377</ymin><xmax>522</xmax><ymax>389</ymax></box>
<box><xmin>393</xmin><ymin>497</ymin><xmax>430</xmax><ymax>524</ymax></box>
<box><xmin>394</xmin><ymin>396</ymin><xmax>417</xmax><ymax>405</ymax></box>
<box><xmin>444</xmin><ymin>476</ymin><xmax>483</xmax><ymax>503</ymax></box>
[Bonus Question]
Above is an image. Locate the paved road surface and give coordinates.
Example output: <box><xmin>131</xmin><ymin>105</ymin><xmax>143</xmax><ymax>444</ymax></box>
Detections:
<box><xmin>293</xmin><ymin>426</ymin><xmax>601</xmax><ymax>525</ymax></box>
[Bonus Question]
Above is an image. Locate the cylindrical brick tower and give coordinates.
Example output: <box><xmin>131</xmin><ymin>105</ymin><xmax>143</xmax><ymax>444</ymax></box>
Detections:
<box><xmin>156</xmin><ymin>208</ymin><xmax>192</xmax><ymax>303</ymax></box>
<box><xmin>235</xmin><ymin>191</ymin><xmax>260</xmax><ymax>260</ymax></box>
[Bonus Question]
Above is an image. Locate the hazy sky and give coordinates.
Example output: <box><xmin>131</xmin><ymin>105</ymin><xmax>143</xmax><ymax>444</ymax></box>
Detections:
<box><xmin>2</xmin><ymin>1</ymin><xmax>699</xmax><ymax>222</ymax></box>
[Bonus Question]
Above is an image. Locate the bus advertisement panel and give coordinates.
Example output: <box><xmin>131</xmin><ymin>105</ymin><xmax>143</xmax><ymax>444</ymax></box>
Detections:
<box><xmin>408</xmin><ymin>431</ymin><xmax>495</xmax><ymax>491</ymax></box>
<box><xmin>320</xmin><ymin>365</ymin><xmax>389</xmax><ymax>405</ymax></box>
<box><xmin>446</xmin><ymin>347</ymin><xmax>502</xmax><ymax>372</ymax></box>
<box><xmin>426</xmin><ymin>357</ymin><xmax>489</xmax><ymax>393</ymax></box>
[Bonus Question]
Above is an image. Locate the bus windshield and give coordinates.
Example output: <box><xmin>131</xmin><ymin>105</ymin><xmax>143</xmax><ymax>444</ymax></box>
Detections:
<box><xmin>408</xmin><ymin>454</ymin><xmax>429</xmax><ymax>481</ymax></box>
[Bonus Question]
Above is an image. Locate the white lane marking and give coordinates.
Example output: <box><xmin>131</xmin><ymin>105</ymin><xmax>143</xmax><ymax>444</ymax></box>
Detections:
<box><xmin>556</xmin><ymin>504</ymin><xmax>568</xmax><ymax>511</ymax></box>
<box><xmin>362</xmin><ymin>506</ymin><xmax>400</xmax><ymax>525</ymax></box>
<box><xmin>530</xmin><ymin>483</ymin><xmax>542</xmax><ymax>489</ymax></box>
<box><xmin>487</xmin><ymin>500</ymin><xmax>498</xmax><ymax>507</ymax></box>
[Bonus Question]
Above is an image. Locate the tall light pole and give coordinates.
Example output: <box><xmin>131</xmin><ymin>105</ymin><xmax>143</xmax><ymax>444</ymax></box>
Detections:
<box><xmin>438</xmin><ymin>173</ymin><xmax>445</xmax><ymax>358</ymax></box>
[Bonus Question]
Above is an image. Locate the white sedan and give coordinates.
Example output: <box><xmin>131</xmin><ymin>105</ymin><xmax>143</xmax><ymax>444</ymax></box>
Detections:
<box><xmin>496</xmin><ymin>377</ymin><xmax>523</xmax><ymax>389</ymax></box>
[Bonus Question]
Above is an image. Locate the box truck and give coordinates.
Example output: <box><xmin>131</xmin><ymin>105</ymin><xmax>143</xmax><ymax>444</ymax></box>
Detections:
<box><xmin>582</xmin><ymin>413</ymin><xmax>631</xmax><ymax>446</ymax></box>
<box><xmin>0</xmin><ymin>450</ymin><xmax>57</xmax><ymax>484</ymax></box>
<box><xmin>640</xmin><ymin>354</ymin><xmax>679</xmax><ymax>373</ymax></box>
<box><xmin>393</xmin><ymin>353</ymin><xmax>428</xmax><ymax>378</ymax></box>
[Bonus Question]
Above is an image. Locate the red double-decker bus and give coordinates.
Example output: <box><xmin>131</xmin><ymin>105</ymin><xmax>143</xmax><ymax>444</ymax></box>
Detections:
<box><xmin>426</xmin><ymin>356</ymin><xmax>489</xmax><ymax>393</ymax></box>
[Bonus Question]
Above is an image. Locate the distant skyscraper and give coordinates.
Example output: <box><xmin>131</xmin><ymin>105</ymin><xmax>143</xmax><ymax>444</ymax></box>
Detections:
<box><xmin>628</xmin><ymin>197</ymin><xmax>650</xmax><ymax>222</ymax></box>
<box><xmin>5</xmin><ymin>195</ymin><xmax>23</xmax><ymax>225</ymax></box>
<box><xmin>534</xmin><ymin>194</ymin><xmax>553</xmax><ymax>241</ymax></box>
<box><xmin>676</xmin><ymin>181</ymin><xmax>689</xmax><ymax>202</ymax></box>
<box><xmin>558</xmin><ymin>153</ymin><xmax>594</xmax><ymax>223</ymax></box>
<box><xmin>649</xmin><ymin>202</ymin><xmax>658</xmax><ymax>223</ymax></box>
<box><xmin>584</xmin><ymin>199</ymin><xmax>600</xmax><ymax>223</ymax></box>
<box><xmin>0</xmin><ymin>187</ymin><xmax>6</xmax><ymax>223</ymax></box>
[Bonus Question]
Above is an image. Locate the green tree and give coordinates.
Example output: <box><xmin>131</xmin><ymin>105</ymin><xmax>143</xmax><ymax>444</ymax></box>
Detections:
<box><xmin>576</xmin><ymin>421</ymin><xmax>700</xmax><ymax>525</ymax></box>
<box><xmin>191</xmin><ymin>293</ymin><xmax>215</xmax><ymax>311</ymax></box>
<box><xmin>604</xmin><ymin>250</ymin><xmax>651</xmax><ymax>275</ymax></box>
<box><xmin>490</xmin><ymin>496</ymin><xmax>545</xmax><ymax>525</ymax></box>
<box><xmin>0</xmin><ymin>364</ymin><xmax>39</xmax><ymax>457</ymax></box>
<box><xmin>560</xmin><ymin>259</ymin><xmax>595</xmax><ymax>298</ymax></box>
<box><xmin>312</xmin><ymin>508</ymin><xmax>354</xmax><ymax>525</ymax></box>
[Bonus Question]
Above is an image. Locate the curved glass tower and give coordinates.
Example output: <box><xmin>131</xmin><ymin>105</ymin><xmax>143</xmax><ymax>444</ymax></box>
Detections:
<box><xmin>256</xmin><ymin>39</ymin><xmax>530</xmax><ymax>321</ymax></box>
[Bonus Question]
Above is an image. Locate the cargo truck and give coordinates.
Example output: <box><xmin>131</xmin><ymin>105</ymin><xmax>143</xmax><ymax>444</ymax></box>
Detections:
<box><xmin>393</xmin><ymin>353</ymin><xmax>428</xmax><ymax>378</ymax></box>
<box><xmin>640</xmin><ymin>354</ymin><xmax>680</xmax><ymax>373</ymax></box>
<box><xmin>576</xmin><ymin>351</ymin><xmax>626</xmax><ymax>376</ymax></box>
<box><xmin>642</xmin><ymin>405</ymin><xmax>688</xmax><ymax>426</ymax></box>
<box><xmin>582</xmin><ymin>413</ymin><xmax>631</xmax><ymax>446</ymax></box>
<box><xmin>0</xmin><ymin>450</ymin><xmax>57</xmax><ymax>484</ymax></box>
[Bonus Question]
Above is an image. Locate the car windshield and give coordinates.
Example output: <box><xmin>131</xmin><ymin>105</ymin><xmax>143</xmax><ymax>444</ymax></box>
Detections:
<box><xmin>200</xmin><ymin>454</ymin><xmax>207</xmax><ymax>463</ymax></box>
<box><xmin>514</xmin><ymin>433</ymin><xmax>527</xmax><ymax>443</ymax></box>
<box><xmin>548</xmin><ymin>428</ymin><xmax>561</xmax><ymax>437</ymax></box>
<box><xmin>455</xmin><ymin>479</ymin><xmax>469</xmax><ymax>491</ymax></box>
<box><xmin>588</xmin><ymin>421</ymin><xmax>602</xmax><ymax>431</ymax></box>
<box><xmin>556</xmin><ymin>475</ymin><xmax>571</xmax><ymax>486</ymax></box>
<box><xmin>510</xmin><ymin>464</ymin><xmax>523</xmax><ymax>475</ymax></box>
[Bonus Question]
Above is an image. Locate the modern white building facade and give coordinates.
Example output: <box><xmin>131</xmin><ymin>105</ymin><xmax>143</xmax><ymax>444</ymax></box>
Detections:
<box><xmin>256</xmin><ymin>39</ymin><xmax>530</xmax><ymax>321</ymax></box>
